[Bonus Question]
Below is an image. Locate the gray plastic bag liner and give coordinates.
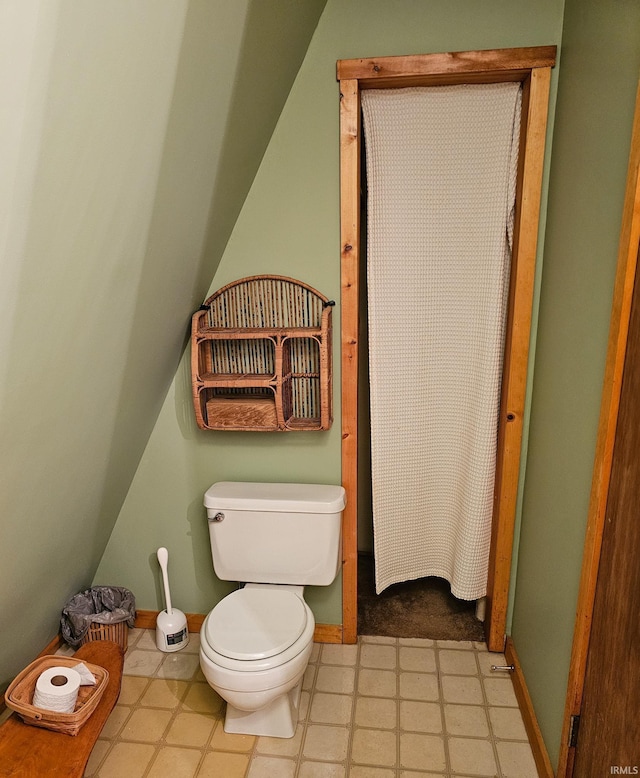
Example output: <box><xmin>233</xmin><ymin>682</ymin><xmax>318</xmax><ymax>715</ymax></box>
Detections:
<box><xmin>61</xmin><ymin>586</ymin><xmax>136</xmax><ymax>647</ymax></box>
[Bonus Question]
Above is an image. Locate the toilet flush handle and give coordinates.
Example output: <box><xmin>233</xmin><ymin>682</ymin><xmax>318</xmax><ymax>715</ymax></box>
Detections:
<box><xmin>209</xmin><ymin>512</ymin><xmax>225</xmax><ymax>523</ymax></box>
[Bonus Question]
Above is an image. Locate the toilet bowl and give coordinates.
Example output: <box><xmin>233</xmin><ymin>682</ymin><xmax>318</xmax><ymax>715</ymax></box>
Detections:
<box><xmin>200</xmin><ymin>585</ymin><xmax>315</xmax><ymax>737</ymax></box>
<box><xmin>199</xmin><ymin>481</ymin><xmax>346</xmax><ymax>738</ymax></box>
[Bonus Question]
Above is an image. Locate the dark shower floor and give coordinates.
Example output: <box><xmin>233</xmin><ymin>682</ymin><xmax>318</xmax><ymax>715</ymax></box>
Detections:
<box><xmin>357</xmin><ymin>554</ymin><xmax>486</xmax><ymax>642</ymax></box>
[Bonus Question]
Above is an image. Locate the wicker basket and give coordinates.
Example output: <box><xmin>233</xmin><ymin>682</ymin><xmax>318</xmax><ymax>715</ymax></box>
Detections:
<box><xmin>4</xmin><ymin>655</ymin><xmax>109</xmax><ymax>736</ymax></box>
<box><xmin>80</xmin><ymin>620</ymin><xmax>128</xmax><ymax>652</ymax></box>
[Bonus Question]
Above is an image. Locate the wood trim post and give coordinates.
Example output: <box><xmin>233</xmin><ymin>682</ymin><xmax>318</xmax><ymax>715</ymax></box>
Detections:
<box><xmin>486</xmin><ymin>66</ymin><xmax>553</xmax><ymax>651</ymax></box>
<box><xmin>557</xmin><ymin>79</ymin><xmax>640</xmax><ymax>778</ymax></box>
<box><xmin>339</xmin><ymin>78</ymin><xmax>361</xmax><ymax>644</ymax></box>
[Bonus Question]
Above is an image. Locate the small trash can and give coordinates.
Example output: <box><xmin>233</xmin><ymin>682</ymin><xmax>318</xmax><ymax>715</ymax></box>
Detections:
<box><xmin>61</xmin><ymin>586</ymin><xmax>136</xmax><ymax>651</ymax></box>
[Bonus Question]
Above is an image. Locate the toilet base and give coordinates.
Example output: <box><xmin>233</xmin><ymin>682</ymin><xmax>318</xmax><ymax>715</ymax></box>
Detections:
<box><xmin>223</xmin><ymin>680</ymin><xmax>302</xmax><ymax>738</ymax></box>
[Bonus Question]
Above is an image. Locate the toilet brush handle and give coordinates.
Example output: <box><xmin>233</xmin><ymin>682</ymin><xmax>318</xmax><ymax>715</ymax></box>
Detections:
<box><xmin>157</xmin><ymin>547</ymin><xmax>173</xmax><ymax>616</ymax></box>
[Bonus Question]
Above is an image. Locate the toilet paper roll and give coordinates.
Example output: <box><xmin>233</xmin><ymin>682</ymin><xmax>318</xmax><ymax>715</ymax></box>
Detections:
<box><xmin>32</xmin><ymin>666</ymin><xmax>81</xmax><ymax>714</ymax></box>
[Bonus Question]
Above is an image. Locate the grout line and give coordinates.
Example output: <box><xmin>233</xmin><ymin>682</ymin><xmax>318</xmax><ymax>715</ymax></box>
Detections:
<box><xmin>477</xmin><ymin>652</ymin><xmax>505</xmax><ymax>778</ymax></box>
<box><xmin>294</xmin><ymin>647</ymin><xmax>319</xmax><ymax>775</ymax></box>
<box><xmin>343</xmin><ymin>638</ymin><xmax>361</xmax><ymax>777</ymax></box>
<box><xmin>435</xmin><ymin>643</ymin><xmax>452</xmax><ymax>776</ymax></box>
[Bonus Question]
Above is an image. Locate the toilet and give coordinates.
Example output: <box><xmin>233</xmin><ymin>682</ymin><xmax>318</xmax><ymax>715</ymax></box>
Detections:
<box><xmin>199</xmin><ymin>481</ymin><xmax>346</xmax><ymax>738</ymax></box>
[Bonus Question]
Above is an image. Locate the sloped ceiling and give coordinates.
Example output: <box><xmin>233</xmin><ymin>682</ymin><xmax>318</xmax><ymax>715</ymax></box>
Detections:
<box><xmin>0</xmin><ymin>0</ymin><xmax>326</xmax><ymax>688</ymax></box>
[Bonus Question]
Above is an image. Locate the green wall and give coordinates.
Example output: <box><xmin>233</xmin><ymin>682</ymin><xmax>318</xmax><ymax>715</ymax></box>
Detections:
<box><xmin>0</xmin><ymin>0</ymin><xmax>325</xmax><ymax>690</ymax></box>
<box><xmin>511</xmin><ymin>0</ymin><xmax>640</xmax><ymax>769</ymax></box>
<box><xmin>96</xmin><ymin>0</ymin><xmax>564</xmax><ymax>628</ymax></box>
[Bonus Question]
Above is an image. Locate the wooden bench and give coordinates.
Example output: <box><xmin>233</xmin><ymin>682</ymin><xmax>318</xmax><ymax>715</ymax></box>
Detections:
<box><xmin>0</xmin><ymin>641</ymin><xmax>124</xmax><ymax>777</ymax></box>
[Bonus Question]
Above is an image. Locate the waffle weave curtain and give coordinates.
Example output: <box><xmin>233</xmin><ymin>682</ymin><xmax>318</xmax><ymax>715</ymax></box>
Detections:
<box><xmin>362</xmin><ymin>83</ymin><xmax>522</xmax><ymax>599</ymax></box>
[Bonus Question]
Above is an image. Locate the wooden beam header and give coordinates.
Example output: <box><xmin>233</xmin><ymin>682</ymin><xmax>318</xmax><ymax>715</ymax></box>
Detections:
<box><xmin>337</xmin><ymin>46</ymin><xmax>557</xmax><ymax>87</ymax></box>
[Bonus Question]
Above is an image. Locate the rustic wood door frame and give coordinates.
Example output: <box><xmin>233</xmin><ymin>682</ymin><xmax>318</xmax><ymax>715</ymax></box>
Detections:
<box><xmin>338</xmin><ymin>47</ymin><xmax>556</xmax><ymax>649</ymax></box>
<box><xmin>557</xmin><ymin>78</ymin><xmax>640</xmax><ymax>778</ymax></box>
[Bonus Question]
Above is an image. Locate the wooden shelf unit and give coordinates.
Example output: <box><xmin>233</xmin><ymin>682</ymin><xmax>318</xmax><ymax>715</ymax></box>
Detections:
<box><xmin>191</xmin><ymin>276</ymin><xmax>333</xmax><ymax>431</ymax></box>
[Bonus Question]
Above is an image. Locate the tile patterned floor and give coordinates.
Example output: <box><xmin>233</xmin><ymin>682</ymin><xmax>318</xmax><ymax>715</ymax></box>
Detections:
<box><xmin>60</xmin><ymin>630</ymin><xmax>538</xmax><ymax>777</ymax></box>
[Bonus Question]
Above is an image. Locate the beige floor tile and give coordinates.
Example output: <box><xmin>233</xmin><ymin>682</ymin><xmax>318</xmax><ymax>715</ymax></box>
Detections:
<box><xmin>358</xmin><ymin>668</ymin><xmax>397</xmax><ymax>698</ymax></box>
<box><xmin>197</xmin><ymin>750</ymin><xmax>249</xmax><ymax>778</ymax></box>
<box><xmin>126</xmin><ymin>628</ymin><xmax>145</xmax><ymax>648</ymax></box>
<box><xmin>354</xmin><ymin>696</ymin><xmax>397</xmax><ymax>729</ymax></box>
<box><xmin>398</xmin><ymin>637</ymin><xmax>435</xmax><ymax>648</ymax></box>
<box><xmin>320</xmin><ymin>643</ymin><xmax>358</xmax><ymax>666</ymax></box>
<box><xmin>399</xmin><ymin>732</ymin><xmax>446</xmax><ymax>772</ymax></box>
<box><xmin>97</xmin><ymin>742</ymin><xmax>156</xmax><ymax>778</ymax></box>
<box><xmin>496</xmin><ymin>740</ymin><xmax>539</xmax><ymax>778</ymax></box>
<box><xmin>399</xmin><ymin>646</ymin><xmax>436</xmax><ymax>673</ymax></box>
<box><xmin>256</xmin><ymin>724</ymin><xmax>304</xmax><ymax>757</ymax></box>
<box><xmin>135</xmin><ymin>630</ymin><xmax>158</xmax><ymax>651</ymax></box>
<box><xmin>141</xmin><ymin>678</ymin><xmax>189</xmax><ymax>708</ymax></box>
<box><xmin>436</xmin><ymin>640</ymin><xmax>474</xmax><ymax>650</ymax></box>
<box><xmin>182</xmin><ymin>682</ymin><xmax>223</xmax><ymax>715</ymax></box>
<box><xmin>192</xmin><ymin>666</ymin><xmax>207</xmax><ymax>683</ymax></box>
<box><xmin>351</xmin><ymin>728</ymin><xmax>397</xmax><ymax>767</ymax></box>
<box><xmin>303</xmin><ymin>724</ymin><xmax>350</xmax><ymax>761</ymax></box>
<box><xmin>181</xmin><ymin>633</ymin><xmax>200</xmax><ymax>654</ymax></box>
<box><xmin>298</xmin><ymin>761</ymin><xmax>346</xmax><ymax>777</ymax></box>
<box><xmin>118</xmin><ymin>676</ymin><xmax>149</xmax><ymax>705</ymax></box>
<box><xmin>350</xmin><ymin>767</ymin><xmax>395</xmax><ymax>778</ymax></box>
<box><xmin>483</xmin><ymin>677</ymin><xmax>518</xmax><ymax>707</ymax></box>
<box><xmin>443</xmin><ymin>704</ymin><xmax>489</xmax><ymax>737</ymax></box>
<box><xmin>360</xmin><ymin>643</ymin><xmax>397</xmax><ymax>670</ymax></box>
<box><xmin>398</xmin><ymin>772</ymin><xmax>449</xmax><ymax>778</ymax></box>
<box><xmin>488</xmin><ymin>705</ymin><xmax>528</xmax><ymax>740</ymax></box>
<box><xmin>360</xmin><ymin>635</ymin><xmax>396</xmax><ymax>645</ymax></box>
<box><xmin>474</xmin><ymin>641</ymin><xmax>488</xmax><ymax>651</ymax></box>
<box><xmin>303</xmin><ymin>663</ymin><xmax>318</xmax><ymax>691</ymax></box>
<box><xmin>101</xmin><ymin>705</ymin><xmax>132</xmax><ymax>739</ymax></box>
<box><xmin>440</xmin><ymin>675</ymin><xmax>483</xmax><ymax>705</ymax></box>
<box><xmin>438</xmin><ymin>649</ymin><xmax>478</xmax><ymax>676</ymax></box>
<box><xmin>124</xmin><ymin>649</ymin><xmax>164</xmax><ymax>677</ymax></box>
<box><xmin>165</xmin><ymin>711</ymin><xmax>216</xmax><ymax>747</ymax></box>
<box><xmin>299</xmin><ymin>690</ymin><xmax>311</xmax><ymax>720</ymax></box>
<box><xmin>448</xmin><ymin>737</ymin><xmax>497</xmax><ymax>775</ymax></box>
<box><xmin>247</xmin><ymin>755</ymin><xmax>296</xmax><ymax>777</ymax></box>
<box><xmin>121</xmin><ymin>707</ymin><xmax>173</xmax><ymax>742</ymax></box>
<box><xmin>147</xmin><ymin>746</ymin><xmax>202</xmax><ymax>777</ymax></box>
<box><xmin>210</xmin><ymin>723</ymin><xmax>256</xmax><ymax>752</ymax></box>
<box><xmin>310</xmin><ymin>692</ymin><xmax>353</xmax><ymax>725</ymax></box>
<box><xmin>316</xmin><ymin>665</ymin><xmax>355</xmax><ymax>694</ymax></box>
<box><xmin>399</xmin><ymin>672</ymin><xmax>440</xmax><ymax>702</ymax></box>
<box><xmin>157</xmin><ymin>653</ymin><xmax>200</xmax><ymax>680</ymax></box>
<box><xmin>84</xmin><ymin>738</ymin><xmax>111</xmax><ymax>776</ymax></box>
<box><xmin>98</xmin><ymin>633</ymin><xmax>539</xmax><ymax>778</ymax></box>
<box><xmin>399</xmin><ymin>700</ymin><xmax>442</xmax><ymax>734</ymax></box>
<box><xmin>477</xmin><ymin>651</ymin><xmax>506</xmax><ymax>675</ymax></box>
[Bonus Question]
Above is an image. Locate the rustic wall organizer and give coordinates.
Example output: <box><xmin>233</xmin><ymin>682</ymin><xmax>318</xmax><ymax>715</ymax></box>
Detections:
<box><xmin>191</xmin><ymin>275</ymin><xmax>333</xmax><ymax>431</ymax></box>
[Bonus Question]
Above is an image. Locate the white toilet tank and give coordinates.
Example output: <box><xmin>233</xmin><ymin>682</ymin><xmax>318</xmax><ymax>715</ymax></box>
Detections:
<box><xmin>204</xmin><ymin>482</ymin><xmax>346</xmax><ymax>586</ymax></box>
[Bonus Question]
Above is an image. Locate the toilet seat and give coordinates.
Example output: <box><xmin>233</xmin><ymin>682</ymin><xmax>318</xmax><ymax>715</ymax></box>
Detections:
<box><xmin>201</xmin><ymin>587</ymin><xmax>315</xmax><ymax>672</ymax></box>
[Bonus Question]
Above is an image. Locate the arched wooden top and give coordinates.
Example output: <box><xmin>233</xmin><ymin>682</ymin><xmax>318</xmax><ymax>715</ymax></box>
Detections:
<box><xmin>202</xmin><ymin>275</ymin><xmax>332</xmax><ymax>329</ymax></box>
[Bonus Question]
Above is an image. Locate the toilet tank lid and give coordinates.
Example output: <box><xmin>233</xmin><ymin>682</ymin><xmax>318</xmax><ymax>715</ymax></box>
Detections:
<box><xmin>204</xmin><ymin>482</ymin><xmax>346</xmax><ymax>513</ymax></box>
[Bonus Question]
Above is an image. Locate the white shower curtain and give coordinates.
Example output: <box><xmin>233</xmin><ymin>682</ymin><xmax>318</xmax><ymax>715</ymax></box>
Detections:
<box><xmin>362</xmin><ymin>83</ymin><xmax>522</xmax><ymax>600</ymax></box>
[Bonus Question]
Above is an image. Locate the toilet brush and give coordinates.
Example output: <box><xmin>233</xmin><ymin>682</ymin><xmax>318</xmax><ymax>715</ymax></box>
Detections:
<box><xmin>155</xmin><ymin>547</ymin><xmax>189</xmax><ymax>652</ymax></box>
